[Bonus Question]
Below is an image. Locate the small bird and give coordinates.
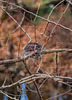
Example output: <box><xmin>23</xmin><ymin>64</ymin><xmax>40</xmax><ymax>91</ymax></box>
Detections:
<box><xmin>21</xmin><ymin>42</ymin><xmax>42</xmax><ymax>73</ymax></box>
<box><xmin>21</xmin><ymin>42</ymin><xmax>42</xmax><ymax>58</ymax></box>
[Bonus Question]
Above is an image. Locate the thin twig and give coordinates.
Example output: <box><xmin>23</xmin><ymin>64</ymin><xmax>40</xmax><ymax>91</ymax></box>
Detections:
<box><xmin>0</xmin><ymin>6</ymin><xmax>32</xmax><ymax>42</ymax></box>
<box><xmin>18</xmin><ymin>11</ymin><xmax>25</xmax><ymax>57</ymax></box>
<box><xmin>0</xmin><ymin>90</ymin><xmax>18</xmax><ymax>100</ymax></box>
<box><xmin>47</xmin><ymin>88</ymin><xmax>71</xmax><ymax>100</ymax></box>
<box><xmin>44</xmin><ymin>0</ymin><xmax>64</xmax><ymax>34</ymax></box>
<box><xmin>0</xmin><ymin>73</ymin><xmax>72</xmax><ymax>90</ymax></box>
<box><xmin>56</xmin><ymin>52</ymin><xmax>59</xmax><ymax>75</ymax></box>
<box><xmin>23</xmin><ymin>60</ymin><xmax>43</xmax><ymax>100</ymax></box>
<box><xmin>43</xmin><ymin>3</ymin><xmax>70</xmax><ymax>48</ymax></box>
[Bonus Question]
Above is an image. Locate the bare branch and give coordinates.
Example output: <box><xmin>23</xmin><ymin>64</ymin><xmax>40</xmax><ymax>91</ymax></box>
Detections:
<box><xmin>0</xmin><ymin>48</ymin><xmax>72</xmax><ymax>65</ymax></box>
<box><xmin>23</xmin><ymin>60</ymin><xmax>43</xmax><ymax>100</ymax></box>
<box><xmin>0</xmin><ymin>73</ymin><xmax>72</xmax><ymax>90</ymax></box>
<box><xmin>0</xmin><ymin>5</ymin><xmax>32</xmax><ymax>42</ymax></box>
<box><xmin>44</xmin><ymin>0</ymin><xmax>65</xmax><ymax>34</ymax></box>
<box><xmin>0</xmin><ymin>0</ymin><xmax>72</xmax><ymax>32</ymax></box>
<box><xmin>44</xmin><ymin>3</ymin><xmax>70</xmax><ymax>47</ymax></box>
<box><xmin>66</xmin><ymin>0</ymin><xmax>72</xmax><ymax>5</ymax></box>
<box><xmin>0</xmin><ymin>90</ymin><xmax>18</xmax><ymax>100</ymax></box>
